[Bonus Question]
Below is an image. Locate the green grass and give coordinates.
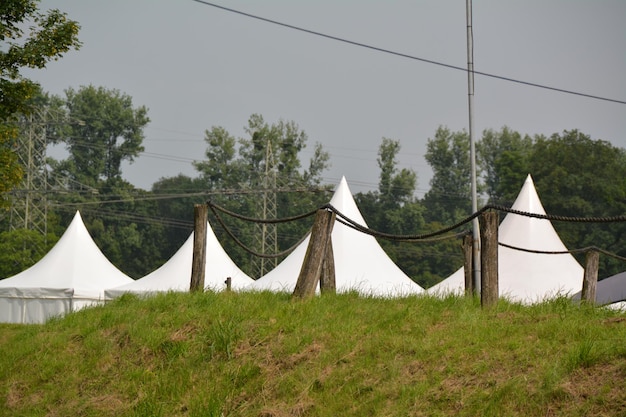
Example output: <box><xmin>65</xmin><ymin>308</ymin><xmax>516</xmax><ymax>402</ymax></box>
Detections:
<box><xmin>0</xmin><ymin>291</ymin><xmax>625</xmax><ymax>416</ymax></box>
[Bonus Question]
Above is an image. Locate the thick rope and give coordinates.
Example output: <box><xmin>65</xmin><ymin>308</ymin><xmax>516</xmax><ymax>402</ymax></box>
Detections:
<box><xmin>204</xmin><ymin>201</ymin><xmax>626</xmax><ymax>260</ymax></box>
<box><xmin>329</xmin><ymin>204</ymin><xmax>482</xmax><ymax>241</ymax></box>
<box><xmin>498</xmin><ymin>242</ymin><xmax>626</xmax><ymax>262</ymax></box>
<box><xmin>207</xmin><ymin>200</ymin><xmax>319</xmax><ymax>224</ymax></box>
<box><xmin>487</xmin><ymin>204</ymin><xmax>626</xmax><ymax>223</ymax></box>
<box><xmin>208</xmin><ymin>203</ymin><xmax>308</xmax><ymax>259</ymax></box>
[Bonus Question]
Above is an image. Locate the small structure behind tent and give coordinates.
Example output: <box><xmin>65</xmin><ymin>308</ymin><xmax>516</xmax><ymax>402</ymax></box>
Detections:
<box><xmin>571</xmin><ymin>270</ymin><xmax>626</xmax><ymax>307</ymax></box>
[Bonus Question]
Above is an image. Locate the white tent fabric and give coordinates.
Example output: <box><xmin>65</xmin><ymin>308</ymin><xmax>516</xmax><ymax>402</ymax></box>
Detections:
<box><xmin>428</xmin><ymin>175</ymin><xmax>584</xmax><ymax>303</ymax></box>
<box><xmin>249</xmin><ymin>176</ymin><xmax>424</xmax><ymax>296</ymax></box>
<box><xmin>105</xmin><ymin>220</ymin><xmax>254</xmax><ymax>298</ymax></box>
<box><xmin>0</xmin><ymin>211</ymin><xmax>133</xmax><ymax>323</ymax></box>
<box><xmin>571</xmin><ymin>271</ymin><xmax>626</xmax><ymax>306</ymax></box>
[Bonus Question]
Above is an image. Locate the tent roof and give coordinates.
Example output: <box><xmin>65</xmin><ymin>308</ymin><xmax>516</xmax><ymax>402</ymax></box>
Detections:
<box><xmin>0</xmin><ymin>211</ymin><xmax>133</xmax><ymax>299</ymax></box>
<box><xmin>250</xmin><ymin>176</ymin><xmax>424</xmax><ymax>296</ymax></box>
<box><xmin>105</xmin><ymin>220</ymin><xmax>254</xmax><ymax>297</ymax></box>
<box><xmin>428</xmin><ymin>174</ymin><xmax>584</xmax><ymax>303</ymax></box>
<box><xmin>571</xmin><ymin>271</ymin><xmax>626</xmax><ymax>305</ymax></box>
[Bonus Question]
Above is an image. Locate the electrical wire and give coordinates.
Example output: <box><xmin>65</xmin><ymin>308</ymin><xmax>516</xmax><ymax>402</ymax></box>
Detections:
<box><xmin>190</xmin><ymin>0</ymin><xmax>626</xmax><ymax>105</ymax></box>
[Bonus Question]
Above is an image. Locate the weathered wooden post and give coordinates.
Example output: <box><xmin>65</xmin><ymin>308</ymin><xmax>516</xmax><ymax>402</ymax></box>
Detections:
<box><xmin>293</xmin><ymin>208</ymin><xmax>335</xmax><ymax>298</ymax></box>
<box><xmin>581</xmin><ymin>250</ymin><xmax>599</xmax><ymax>304</ymax></box>
<box><xmin>225</xmin><ymin>277</ymin><xmax>232</xmax><ymax>292</ymax></box>
<box><xmin>320</xmin><ymin>238</ymin><xmax>336</xmax><ymax>294</ymax></box>
<box><xmin>480</xmin><ymin>211</ymin><xmax>498</xmax><ymax>307</ymax></box>
<box><xmin>462</xmin><ymin>233</ymin><xmax>474</xmax><ymax>296</ymax></box>
<box><xmin>190</xmin><ymin>204</ymin><xmax>208</xmax><ymax>292</ymax></box>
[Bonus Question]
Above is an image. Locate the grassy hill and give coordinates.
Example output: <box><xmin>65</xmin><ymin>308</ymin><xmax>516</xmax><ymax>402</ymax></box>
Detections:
<box><xmin>0</xmin><ymin>291</ymin><xmax>625</xmax><ymax>416</ymax></box>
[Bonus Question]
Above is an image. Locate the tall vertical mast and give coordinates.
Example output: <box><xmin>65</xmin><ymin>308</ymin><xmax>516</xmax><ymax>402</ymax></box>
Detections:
<box><xmin>466</xmin><ymin>0</ymin><xmax>481</xmax><ymax>293</ymax></box>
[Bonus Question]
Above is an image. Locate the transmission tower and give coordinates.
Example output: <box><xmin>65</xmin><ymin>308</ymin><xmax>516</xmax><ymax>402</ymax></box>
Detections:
<box><xmin>250</xmin><ymin>135</ymin><xmax>279</xmax><ymax>278</ymax></box>
<box><xmin>9</xmin><ymin>109</ymin><xmax>49</xmax><ymax>236</ymax></box>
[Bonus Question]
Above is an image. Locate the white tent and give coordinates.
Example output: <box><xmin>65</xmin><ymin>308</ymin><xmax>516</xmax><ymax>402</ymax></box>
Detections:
<box><xmin>105</xmin><ymin>220</ymin><xmax>254</xmax><ymax>298</ymax></box>
<box><xmin>0</xmin><ymin>211</ymin><xmax>134</xmax><ymax>324</ymax></box>
<box><xmin>428</xmin><ymin>175</ymin><xmax>584</xmax><ymax>303</ymax></box>
<box><xmin>249</xmin><ymin>176</ymin><xmax>424</xmax><ymax>296</ymax></box>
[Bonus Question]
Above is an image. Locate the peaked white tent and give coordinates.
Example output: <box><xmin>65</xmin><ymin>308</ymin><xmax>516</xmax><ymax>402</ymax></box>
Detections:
<box><xmin>105</xmin><ymin>220</ymin><xmax>254</xmax><ymax>298</ymax></box>
<box><xmin>0</xmin><ymin>211</ymin><xmax>134</xmax><ymax>324</ymax></box>
<box><xmin>428</xmin><ymin>174</ymin><xmax>584</xmax><ymax>303</ymax></box>
<box><xmin>249</xmin><ymin>176</ymin><xmax>424</xmax><ymax>296</ymax></box>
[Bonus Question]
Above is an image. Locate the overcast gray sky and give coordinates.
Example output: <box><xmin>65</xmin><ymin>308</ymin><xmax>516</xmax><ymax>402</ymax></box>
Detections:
<box><xmin>25</xmin><ymin>0</ymin><xmax>626</xmax><ymax>196</ymax></box>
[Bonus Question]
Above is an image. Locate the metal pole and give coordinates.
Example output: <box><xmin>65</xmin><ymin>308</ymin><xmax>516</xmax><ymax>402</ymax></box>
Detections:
<box><xmin>466</xmin><ymin>0</ymin><xmax>481</xmax><ymax>293</ymax></box>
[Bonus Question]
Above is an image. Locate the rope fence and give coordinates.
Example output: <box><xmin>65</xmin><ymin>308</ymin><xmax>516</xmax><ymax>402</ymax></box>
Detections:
<box><xmin>198</xmin><ymin>200</ymin><xmax>625</xmax><ymax>305</ymax></box>
<box><xmin>207</xmin><ymin>200</ymin><xmax>626</xmax><ymax>258</ymax></box>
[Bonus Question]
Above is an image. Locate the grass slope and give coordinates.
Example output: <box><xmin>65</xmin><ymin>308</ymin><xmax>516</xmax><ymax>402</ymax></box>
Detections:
<box><xmin>0</xmin><ymin>291</ymin><xmax>625</xmax><ymax>416</ymax></box>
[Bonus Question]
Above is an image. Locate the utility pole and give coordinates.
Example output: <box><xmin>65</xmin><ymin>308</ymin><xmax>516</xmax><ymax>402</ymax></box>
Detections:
<box><xmin>466</xmin><ymin>0</ymin><xmax>481</xmax><ymax>293</ymax></box>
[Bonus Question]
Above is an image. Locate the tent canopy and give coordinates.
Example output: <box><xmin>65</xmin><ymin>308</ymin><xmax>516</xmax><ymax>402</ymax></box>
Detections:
<box><xmin>0</xmin><ymin>211</ymin><xmax>133</xmax><ymax>323</ymax></box>
<box><xmin>428</xmin><ymin>175</ymin><xmax>584</xmax><ymax>303</ymax></box>
<box><xmin>250</xmin><ymin>176</ymin><xmax>424</xmax><ymax>296</ymax></box>
<box><xmin>105</xmin><ymin>220</ymin><xmax>254</xmax><ymax>298</ymax></box>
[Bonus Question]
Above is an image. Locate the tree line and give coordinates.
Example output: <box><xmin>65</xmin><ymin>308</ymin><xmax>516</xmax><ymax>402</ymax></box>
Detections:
<box><xmin>2</xmin><ymin>1</ymin><xmax>625</xmax><ymax>287</ymax></box>
<box><xmin>2</xmin><ymin>86</ymin><xmax>624</xmax><ymax>287</ymax></box>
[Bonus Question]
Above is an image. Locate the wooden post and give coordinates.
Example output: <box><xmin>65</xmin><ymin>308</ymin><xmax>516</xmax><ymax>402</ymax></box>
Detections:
<box><xmin>462</xmin><ymin>233</ymin><xmax>474</xmax><ymax>296</ymax></box>
<box><xmin>320</xmin><ymin>238</ymin><xmax>336</xmax><ymax>294</ymax></box>
<box><xmin>225</xmin><ymin>277</ymin><xmax>232</xmax><ymax>292</ymax></box>
<box><xmin>293</xmin><ymin>209</ymin><xmax>335</xmax><ymax>298</ymax></box>
<box><xmin>581</xmin><ymin>250</ymin><xmax>599</xmax><ymax>304</ymax></box>
<box><xmin>480</xmin><ymin>211</ymin><xmax>498</xmax><ymax>307</ymax></box>
<box><xmin>190</xmin><ymin>204</ymin><xmax>208</xmax><ymax>292</ymax></box>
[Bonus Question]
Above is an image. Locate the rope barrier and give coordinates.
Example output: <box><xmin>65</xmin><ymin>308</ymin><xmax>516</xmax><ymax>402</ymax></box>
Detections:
<box><xmin>499</xmin><ymin>242</ymin><xmax>626</xmax><ymax>262</ymax></box>
<box><xmin>333</xmin><ymin>212</ymin><xmax>468</xmax><ymax>242</ymax></box>
<box><xmin>207</xmin><ymin>200</ymin><xmax>319</xmax><ymax>224</ymax></box>
<box><xmin>205</xmin><ymin>200</ymin><xmax>626</xmax><ymax>260</ymax></box>
<box><xmin>487</xmin><ymin>204</ymin><xmax>626</xmax><ymax>223</ymax></box>
<box><xmin>208</xmin><ymin>203</ymin><xmax>308</xmax><ymax>259</ymax></box>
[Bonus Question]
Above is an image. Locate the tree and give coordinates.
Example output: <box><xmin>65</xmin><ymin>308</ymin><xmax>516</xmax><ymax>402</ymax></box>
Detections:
<box><xmin>477</xmin><ymin>126</ymin><xmax>533</xmax><ymax>204</ymax></box>
<box><xmin>423</xmin><ymin>126</ymin><xmax>477</xmax><ymax>224</ymax></box>
<box><xmin>353</xmin><ymin>138</ymin><xmax>457</xmax><ymax>289</ymax></box>
<box><xmin>357</xmin><ymin>138</ymin><xmax>421</xmax><ymax>233</ymax></box>
<box><xmin>193</xmin><ymin>114</ymin><xmax>332</xmax><ymax>275</ymax></box>
<box><xmin>151</xmin><ymin>174</ymin><xmax>205</xmax><ymax>259</ymax></box>
<box><xmin>0</xmin><ymin>0</ymin><xmax>80</xmax><ymax>205</ymax></box>
<box><xmin>377</xmin><ymin>137</ymin><xmax>417</xmax><ymax>209</ymax></box>
<box><xmin>0</xmin><ymin>228</ymin><xmax>58</xmax><ymax>278</ymax></box>
<box><xmin>50</xmin><ymin>85</ymin><xmax>149</xmax><ymax>188</ymax></box>
<box><xmin>528</xmin><ymin>130</ymin><xmax>626</xmax><ymax>276</ymax></box>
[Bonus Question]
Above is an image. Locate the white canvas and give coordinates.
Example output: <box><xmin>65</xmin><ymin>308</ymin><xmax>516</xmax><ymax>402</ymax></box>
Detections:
<box><xmin>105</xmin><ymin>220</ymin><xmax>254</xmax><ymax>298</ymax></box>
<box><xmin>0</xmin><ymin>211</ymin><xmax>133</xmax><ymax>323</ymax></box>
<box><xmin>428</xmin><ymin>175</ymin><xmax>584</xmax><ymax>303</ymax></box>
<box><xmin>250</xmin><ymin>176</ymin><xmax>424</xmax><ymax>296</ymax></box>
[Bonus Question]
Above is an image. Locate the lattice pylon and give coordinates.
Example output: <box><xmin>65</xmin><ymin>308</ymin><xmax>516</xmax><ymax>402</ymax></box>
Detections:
<box><xmin>9</xmin><ymin>110</ymin><xmax>48</xmax><ymax>236</ymax></box>
<box><xmin>250</xmin><ymin>137</ymin><xmax>278</xmax><ymax>278</ymax></box>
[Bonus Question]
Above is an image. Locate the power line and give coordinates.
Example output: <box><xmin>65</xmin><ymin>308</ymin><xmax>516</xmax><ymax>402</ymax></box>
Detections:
<box><xmin>190</xmin><ymin>0</ymin><xmax>626</xmax><ymax>105</ymax></box>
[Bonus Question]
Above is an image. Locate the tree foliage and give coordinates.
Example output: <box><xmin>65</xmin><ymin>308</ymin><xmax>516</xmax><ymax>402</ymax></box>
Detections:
<box><xmin>477</xmin><ymin>126</ymin><xmax>533</xmax><ymax>205</ymax></box>
<box><xmin>355</xmin><ymin>137</ymin><xmax>461</xmax><ymax>289</ymax></box>
<box><xmin>422</xmin><ymin>126</ymin><xmax>475</xmax><ymax>224</ymax></box>
<box><xmin>528</xmin><ymin>130</ymin><xmax>626</xmax><ymax>275</ymax></box>
<box><xmin>49</xmin><ymin>85</ymin><xmax>149</xmax><ymax>188</ymax></box>
<box><xmin>0</xmin><ymin>0</ymin><xmax>80</xmax><ymax>206</ymax></box>
<box><xmin>192</xmin><ymin>114</ymin><xmax>332</xmax><ymax>275</ymax></box>
<box><xmin>0</xmin><ymin>228</ymin><xmax>58</xmax><ymax>278</ymax></box>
